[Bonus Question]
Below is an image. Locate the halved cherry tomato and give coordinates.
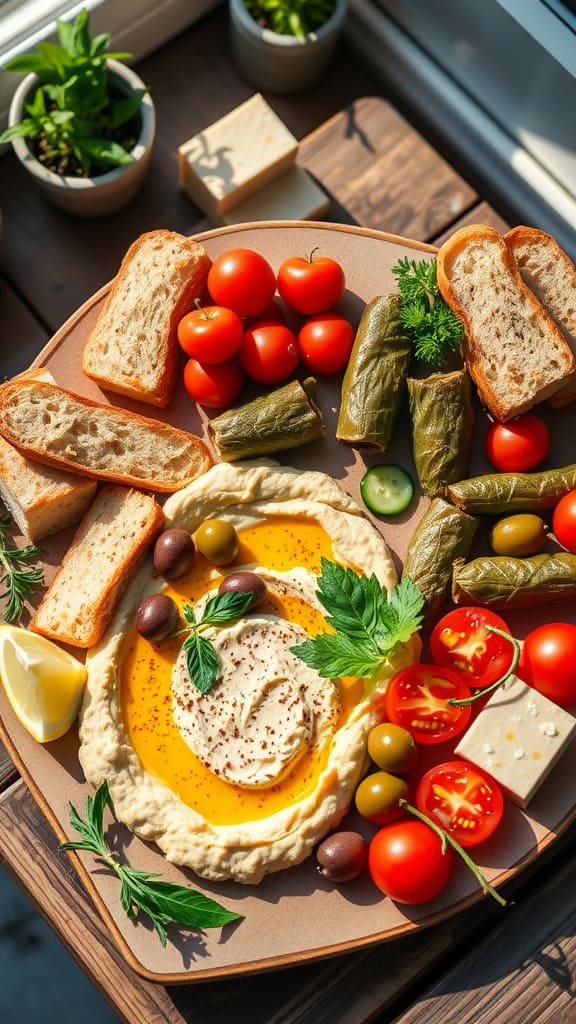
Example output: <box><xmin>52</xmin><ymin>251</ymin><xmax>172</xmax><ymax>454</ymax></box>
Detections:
<box><xmin>369</xmin><ymin>820</ymin><xmax>453</xmax><ymax>904</ymax></box>
<box><xmin>177</xmin><ymin>305</ymin><xmax>243</xmax><ymax>363</ymax></box>
<box><xmin>239</xmin><ymin>323</ymin><xmax>299</xmax><ymax>384</ymax></box>
<box><xmin>415</xmin><ymin>761</ymin><xmax>504</xmax><ymax>847</ymax></box>
<box><xmin>297</xmin><ymin>313</ymin><xmax>354</xmax><ymax>375</ymax></box>
<box><xmin>207</xmin><ymin>249</ymin><xmax>276</xmax><ymax>318</ymax></box>
<box><xmin>518</xmin><ymin>622</ymin><xmax>576</xmax><ymax>706</ymax></box>
<box><xmin>552</xmin><ymin>489</ymin><xmax>576</xmax><ymax>552</ymax></box>
<box><xmin>484</xmin><ymin>413</ymin><xmax>550</xmax><ymax>472</ymax></box>
<box><xmin>183</xmin><ymin>357</ymin><xmax>244</xmax><ymax>409</ymax></box>
<box><xmin>277</xmin><ymin>250</ymin><xmax>345</xmax><ymax>314</ymax></box>
<box><xmin>384</xmin><ymin>664</ymin><xmax>471</xmax><ymax>745</ymax></box>
<box><xmin>429</xmin><ymin>607</ymin><xmax>514</xmax><ymax>688</ymax></box>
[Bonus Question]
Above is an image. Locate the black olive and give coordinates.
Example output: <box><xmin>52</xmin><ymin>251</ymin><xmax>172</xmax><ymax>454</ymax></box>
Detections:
<box><xmin>153</xmin><ymin>529</ymin><xmax>195</xmax><ymax>579</ymax></box>
<box><xmin>218</xmin><ymin>571</ymin><xmax>267</xmax><ymax>610</ymax></box>
<box><xmin>135</xmin><ymin>594</ymin><xmax>178</xmax><ymax>641</ymax></box>
<box><xmin>316</xmin><ymin>831</ymin><xmax>368</xmax><ymax>882</ymax></box>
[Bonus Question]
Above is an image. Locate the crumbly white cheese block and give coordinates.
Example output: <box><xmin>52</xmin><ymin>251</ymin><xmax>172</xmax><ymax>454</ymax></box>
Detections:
<box><xmin>178</xmin><ymin>93</ymin><xmax>298</xmax><ymax>217</ymax></box>
<box><xmin>220</xmin><ymin>166</ymin><xmax>329</xmax><ymax>225</ymax></box>
<box><xmin>455</xmin><ymin>675</ymin><xmax>576</xmax><ymax>808</ymax></box>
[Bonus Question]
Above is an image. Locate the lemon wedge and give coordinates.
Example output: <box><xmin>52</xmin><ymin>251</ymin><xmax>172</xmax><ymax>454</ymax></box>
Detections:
<box><xmin>0</xmin><ymin>624</ymin><xmax>87</xmax><ymax>743</ymax></box>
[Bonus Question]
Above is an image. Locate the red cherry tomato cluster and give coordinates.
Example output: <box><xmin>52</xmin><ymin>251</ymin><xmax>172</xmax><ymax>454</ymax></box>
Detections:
<box><xmin>177</xmin><ymin>247</ymin><xmax>352</xmax><ymax>408</ymax></box>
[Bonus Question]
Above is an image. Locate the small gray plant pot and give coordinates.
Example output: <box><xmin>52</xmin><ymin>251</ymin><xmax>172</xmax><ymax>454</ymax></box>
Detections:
<box><xmin>230</xmin><ymin>0</ymin><xmax>347</xmax><ymax>94</ymax></box>
<box><xmin>7</xmin><ymin>59</ymin><xmax>155</xmax><ymax>217</ymax></box>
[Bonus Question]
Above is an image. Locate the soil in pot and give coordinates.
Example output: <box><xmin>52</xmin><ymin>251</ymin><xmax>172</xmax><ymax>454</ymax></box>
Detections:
<box><xmin>32</xmin><ymin>109</ymin><xmax>141</xmax><ymax>178</ymax></box>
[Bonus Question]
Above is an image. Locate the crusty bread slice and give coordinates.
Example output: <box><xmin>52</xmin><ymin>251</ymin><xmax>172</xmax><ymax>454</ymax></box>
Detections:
<box><xmin>436</xmin><ymin>224</ymin><xmax>576</xmax><ymax>421</ymax></box>
<box><xmin>0</xmin><ymin>435</ymin><xmax>97</xmax><ymax>541</ymax></box>
<box><xmin>82</xmin><ymin>230</ymin><xmax>211</xmax><ymax>407</ymax></box>
<box><xmin>0</xmin><ymin>379</ymin><xmax>212</xmax><ymax>493</ymax></box>
<box><xmin>30</xmin><ymin>485</ymin><xmax>164</xmax><ymax>647</ymax></box>
<box><xmin>505</xmin><ymin>226</ymin><xmax>576</xmax><ymax>407</ymax></box>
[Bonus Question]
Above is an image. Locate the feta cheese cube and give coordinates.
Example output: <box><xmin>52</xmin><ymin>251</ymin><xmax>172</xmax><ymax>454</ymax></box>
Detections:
<box><xmin>454</xmin><ymin>675</ymin><xmax>576</xmax><ymax>808</ymax></box>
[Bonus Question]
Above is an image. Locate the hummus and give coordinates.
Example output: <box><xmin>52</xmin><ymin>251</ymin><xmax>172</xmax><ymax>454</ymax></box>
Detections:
<box><xmin>79</xmin><ymin>460</ymin><xmax>420</xmax><ymax>884</ymax></box>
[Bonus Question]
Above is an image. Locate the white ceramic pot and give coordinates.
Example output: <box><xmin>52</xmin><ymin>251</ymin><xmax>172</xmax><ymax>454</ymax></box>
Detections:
<box><xmin>229</xmin><ymin>0</ymin><xmax>347</xmax><ymax>94</ymax></box>
<box><xmin>7</xmin><ymin>60</ymin><xmax>155</xmax><ymax>217</ymax></box>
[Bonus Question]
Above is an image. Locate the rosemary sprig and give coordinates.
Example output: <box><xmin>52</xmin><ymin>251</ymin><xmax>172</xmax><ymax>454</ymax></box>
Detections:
<box><xmin>60</xmin><ymin>781</ymin><xmax>242</xmax><ymax>947</ymax></box>
<box><xmin>0</xmin><ymin>518</ymin><xmax>45</xmax><ymax>622</ymax></box>
<box><xmin>392</xmin><ymin>256</ymin><xmax>464</xmax><ymax>366</ymax></box>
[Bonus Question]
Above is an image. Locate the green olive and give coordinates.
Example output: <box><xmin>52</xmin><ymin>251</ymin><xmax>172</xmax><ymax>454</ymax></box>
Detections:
<box><xmin>367</xmin><ymin>723</ymin><xmax>418</xmax><ymax>774</ymax></box>
<box><xmin>354</xmin><ymin>771</ymin><xmax>409</xmax><ymax>824</ymax></box>
<box><xmin>194</xmin><ymin>519</ymin><xmax>239</xmax><ymax>566</ymax></box>
<box><xmin>489</xmin><ymin>513</ymin><xmax>547</xmax><ymax>557</ymax></box>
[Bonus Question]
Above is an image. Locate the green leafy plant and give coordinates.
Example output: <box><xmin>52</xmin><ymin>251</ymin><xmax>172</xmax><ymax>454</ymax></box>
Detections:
<box><xmin>61</xmin><ymin>781</ymin><xmax>242</xmax><ymax>946</ymax></box>
<box><xmin>244</xmin><ymin>0</ymin><xmax>336</xmax><ymax>41</ymax></box>
<box><xmin>392</xmin><ymin>257</ymin><xmax>464</xmax><ymax>366</ymax></box>
<box><xmin>178</xmin><ymin>589</ymin><xmax>255</xmax><ymax>694</ymax></box>
<box><xmin>0</xmin><ymin>8</ymin><xmax>147</xmax><ymax>177</ymax></box>
<box><xmin>0</xmin><ymin>518</ymin><xmax>44</xmax><ymax>623</ymax></box>
<box><xmin>291</xmin><ymin>558</ymin><xmax>424</xmax><ymax>679</ymax></box>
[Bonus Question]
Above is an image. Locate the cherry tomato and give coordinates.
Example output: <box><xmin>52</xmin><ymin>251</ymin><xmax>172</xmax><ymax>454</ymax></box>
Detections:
<box><xmin>239</xmin><ymin>323</ymin><xmax>299</xmax><ymax>384</ymax></box>
<box><xmin>207</xmin><ymin>249</ymin><xmax>276</xmax><ymax>318</ymax></box>
<box><xmin>277</xmin><ymin>250</ymin><xmax>345</xmax><ymax>314</ymax></box>
<box><xmin>416</xmin><ymin>761</ymin><xmax>504</xmax><ymax>848</ymax></box>
<box><xmin>297</xmin><ymin>313</ymin><xmax>354</xmax><ymax>375</ymax></box>
<box><xmin>384</xmin><ymin>664</ymin><xmax>471</xmax><ymax>745</ymax></box>
<box><xmin>177</xmin><ymin>305</ymin><xmax>243</xmax><ymax>364</ymax></box>
<box><xmin>183</xmin><ymin>357</ymin><xmax>243</xmax><ymax>409</ymax></box>
<box><xmin>368</xmin><ymin>820</ymin><xmax>453</xmax><ymax>904</ymax></box>
<box><xmin>245</xmin><ymin>299</ymin><xmax>287</xmax><ymax>327</ymax></box>
<box><xmin>484</xmin><ymin>413</ymin><xmax>550</xmax><ymax>472</ymax></box>
<box><xmin>429</xmin><ymin>607</ymin><xmax>514</xmax><ymax>688</ymax></box>
<box><xmin>518</xmin><ymin>622</ymin><xmax>576</xmax><ymax>706</ymax></box>
<box><xmin>552</xmin><ymin>490</ymin><xmax>576</xmax><ymax>552</ymax></box>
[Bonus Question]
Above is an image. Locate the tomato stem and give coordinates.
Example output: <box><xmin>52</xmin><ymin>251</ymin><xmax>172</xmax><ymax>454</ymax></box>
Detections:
<box><xmin>307</xmin><ymin>246</ymin><xmax>320</xmax><ymax>263</ymax></box>
<box><xmin>447</xmin><ymin>626</ymin><xmax>520</xmax><ymax>707</ymax></box>
<box><xmin>399</xmin><ymin>799</ymin><xmax>508</xmax><ymax>907</ymax></box>
<box><xmin>194</xmin><ymin>298</ymin><xmax>213</xmax><ymax>319</ymax></box>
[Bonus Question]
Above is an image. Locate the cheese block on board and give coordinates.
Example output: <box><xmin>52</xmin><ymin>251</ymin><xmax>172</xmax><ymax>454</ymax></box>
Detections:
<box><xmin>220</xmin><ymin>166</ymin><xmax>330</xmax><ymax>225</ymax></box>
<box><xmin>178</xmin><ymin>94</ymin><xmax>298</xmax><ymax>218</ymax></box>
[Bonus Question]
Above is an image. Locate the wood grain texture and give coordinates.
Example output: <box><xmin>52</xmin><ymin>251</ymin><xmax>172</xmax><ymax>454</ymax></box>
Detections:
<box><xmin>432</xmin><ymin>201</ymin><xmax>511</xmax><ymax>244</ymax></box>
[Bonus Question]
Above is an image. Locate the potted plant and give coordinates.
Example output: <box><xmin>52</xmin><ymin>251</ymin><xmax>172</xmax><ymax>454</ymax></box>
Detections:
<box><xmin>229</xmin><ymin>0</ymin><xmax>347</xmax><ymax>94</ymax></box>
<box><xmin>0</xmin><ymin>9</ymin><xmax>155</xmax><ymax>217</ymax></box>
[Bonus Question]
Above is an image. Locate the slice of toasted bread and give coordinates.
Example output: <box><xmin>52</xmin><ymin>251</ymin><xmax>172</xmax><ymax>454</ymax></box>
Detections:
<box><xmin>82</xmin><ymin>230</ymin><xmax>211</xmax><ymax>407</ymax></box>
<box><xmin>0</xmin><ymin>379</ymin><xmax>212</xmax><ymax>493</ymax></box>
<box><xmin>505</xmin><ymin>226</ymin><xmax>576</xmax><ymax>407</ymax></box>
<box><xmin>437</xmin><ymin>224</ymin><xmax>576</xmax><ymax>421</ymax></box>
<box><xmin>30</xmin><ymin>485</ymin><xmax>164</xmax><ymax>647</ymax></box>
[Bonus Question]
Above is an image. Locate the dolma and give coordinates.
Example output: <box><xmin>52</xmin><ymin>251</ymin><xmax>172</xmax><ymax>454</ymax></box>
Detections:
<box><xmin>209</xmin><ymin>377</ymin><xmax>324</xmax><ymax>461</ymax></box>
<box><xmin>402</xmin><ymin>498</ymin><xmax>479</xmax><ymax>619</ymax></box>
<box><xmin>448</xmin><ymin>463</ymin><xmax>576</xmax><ymax>515</ymax></box>
<box><xmin>452</xmin><ymin>553</ymin><xmax>576</xmax><ymax>609</ymax></box>
<box><xmin>407</xmin><ymin>370</ymin><xmax>473</xmax><ymax>497</ymax></box>
<box><xmin>336</xmin><ymin>293</ymin><xmax>410</xmax><ymax>451</ymax></box>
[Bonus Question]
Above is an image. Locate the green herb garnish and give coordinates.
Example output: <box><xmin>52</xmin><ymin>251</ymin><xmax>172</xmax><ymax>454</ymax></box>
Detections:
<box><xmin>0</xmin><ymin>518</ymin><xmax>45</xmax><ymax>622</ymax></box>
<box><xmin>244</xmin><ymin>0</ymin><xmax>336</xmax><ymax>41</ymax></box>
<box><xmin>60</xmin><ymin>781</ymin><xmax>242</xmax><ymax>947</ymax></box>
<box><xmin>392</xmin><ymin>256</ymin><xmax>464</xmax><ymax>366</ymax></box>
<box><xmin>179</xmin><ymin>590</ymin><xmax>255</xmax><ymax>694</ymax></box>
<box><xmin>290</xmin><ymin>558</ymin><xmax>424</xmax><ymax>679</ymax></box>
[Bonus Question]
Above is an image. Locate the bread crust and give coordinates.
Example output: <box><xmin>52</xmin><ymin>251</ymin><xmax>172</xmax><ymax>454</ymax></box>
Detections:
<box><xmin>0</xmin><ymin>379</ymin><xmax>212</xmax><ymax>493</ymax></box>
<box><xmin>82</xmin><ymin>230</ymin><xmax>211</xmax><ymax>408</ymax></box>
<box><xmin>437</xmin><ymin>224</ymin><xmax>576</xmax><ymax>421</ymax></box>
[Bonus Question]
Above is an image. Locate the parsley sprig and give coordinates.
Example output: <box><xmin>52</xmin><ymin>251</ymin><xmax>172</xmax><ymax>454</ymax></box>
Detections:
<box><xmin>60</xmin><ymin>781</ymin><xmax>242</xmax><ymax>947</ymax></box>
<box><xmin>179</xmin><ymin>590</ymin><xmax>255</xmax><ymax>694</ymax></box>
<box><xmin>0</xmin><ymin>518</ymin><xmax>45</xmax><ymax>622</ymax></box>
<box><xmin>291</xmin><ymin>558</ymin><xmax>424</xmax><ymax>679</ymax></box>
<box><xmin>392</xmin><ymin>256</ymin><xmax>464</xmax><ymax>365</ymax></box>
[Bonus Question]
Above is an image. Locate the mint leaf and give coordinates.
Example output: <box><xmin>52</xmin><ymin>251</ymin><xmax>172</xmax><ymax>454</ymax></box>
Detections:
<box><xmin>291</xmin><ymin>634</ymin><xmax>384</xmax><ymax>679</ymax></box>
<box><xmin>200</xmin><ymin>590</ymin><xmax>254</xmax><ymax>626</ymax></box>
<box><xmin>184</xmin><ymin>632</ymin><xmax>218</xmax><ymax>694</ymax></box>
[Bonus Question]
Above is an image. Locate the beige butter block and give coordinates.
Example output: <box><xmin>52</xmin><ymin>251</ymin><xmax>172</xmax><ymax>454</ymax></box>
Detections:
<box><xmin>178</xmin><ymin>93</ymin><xmax>298</xmax><ymax>218</ymax></box>
<box><xmin>220</xmin><ymin>166</ymin><xmax>330</xmax><ymax>225</ymax></box>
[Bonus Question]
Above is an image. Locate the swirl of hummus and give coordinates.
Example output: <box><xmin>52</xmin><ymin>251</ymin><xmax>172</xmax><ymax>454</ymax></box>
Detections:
<box><xmin>172</xmin><ymin>614</ymin><xmax>339</xmax><ymax>788</ymax></box>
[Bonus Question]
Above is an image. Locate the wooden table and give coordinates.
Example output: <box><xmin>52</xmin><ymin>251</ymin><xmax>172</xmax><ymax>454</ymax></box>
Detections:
<box><xmin>1</xmin><ymin>8</ymin><xmax>575</xmax><ymax>1023</ymax></box>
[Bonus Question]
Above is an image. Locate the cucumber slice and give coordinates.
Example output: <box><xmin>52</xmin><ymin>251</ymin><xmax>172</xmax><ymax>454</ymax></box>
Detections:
<box><xmin>360</xmin><ymin>464</ymin><xmax>414</xmax><ymax>516</ymax></box>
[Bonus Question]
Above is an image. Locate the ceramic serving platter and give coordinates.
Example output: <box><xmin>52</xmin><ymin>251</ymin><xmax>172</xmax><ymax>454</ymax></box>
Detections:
<box><xmin>1</xmin><ymin>222</ymin><xmax>576</xmax><ymax>984</ymax></box>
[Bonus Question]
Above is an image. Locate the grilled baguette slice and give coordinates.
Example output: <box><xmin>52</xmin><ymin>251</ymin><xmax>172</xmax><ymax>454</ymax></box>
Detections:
<box><xmin>82</xmin><ymin>230</ymin><xmax>211</xmax><ymax>407</ymax></box>
<box><xmin>436</xmin><ymin>224</ymin><xmax>576</xmax><ymax>421</ymax></box>
<box><xmin>505</xmin><ymin>226</ymin><xmax>576</xmax><ymax>407</ymax></box>
<box><xmin>30</xmin><ymin>485</ymin><xmax>164</xmax><ymax>647</ymax></box>
<box><xmin>0</xmin><ymin>379</ymin><xmax>212</xmax><ymax>492</ymax></box>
